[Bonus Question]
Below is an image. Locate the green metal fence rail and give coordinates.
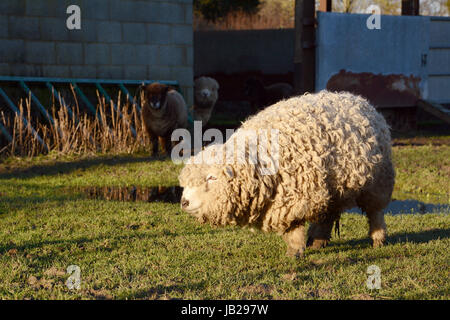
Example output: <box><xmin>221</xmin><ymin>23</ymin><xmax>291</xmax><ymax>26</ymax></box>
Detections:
<box><xmin>0</xmin><ymin>76</ymin><xmax>193</xmax><ymax>149</ymax></box>
<box><xmin>0</xmin><ymin>86</ymin><xmax>49</xmax><ymax>151</ymax></box>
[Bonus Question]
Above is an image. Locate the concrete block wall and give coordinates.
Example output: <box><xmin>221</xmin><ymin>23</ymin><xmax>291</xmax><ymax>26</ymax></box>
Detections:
<box><xmin>0</xmin><ymin>0</ymin><xmax>194</xmax><ymax>104</ymax></box>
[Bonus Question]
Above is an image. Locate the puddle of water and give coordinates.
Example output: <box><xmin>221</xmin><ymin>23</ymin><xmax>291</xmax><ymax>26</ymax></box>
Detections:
<box><xmin>349</xmin><ymin>198</ymin><xmax>450</xmax><ymax>215</ymax></box>
<box><xmin>80</xmin><ymin>186</ymin><xmax>182</xmax><ymax>203</ymax></box>
<box><xmin>76</xmin><ymin>186</ymin><xmax>450</xmax><ymax>214</ymax></box>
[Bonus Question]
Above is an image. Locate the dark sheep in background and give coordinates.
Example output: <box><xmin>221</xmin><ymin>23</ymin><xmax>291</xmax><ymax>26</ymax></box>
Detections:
<box><xmin>244</xmin><ymin>77</ymin><xmax>294</xmax><ymax>113</ymax></box>
<box><xmin>140</xmin><ymin>83</ymin><xmax>188</xmax><ymax>156</ymax></box>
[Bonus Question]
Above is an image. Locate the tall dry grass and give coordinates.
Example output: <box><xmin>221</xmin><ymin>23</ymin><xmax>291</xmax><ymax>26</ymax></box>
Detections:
<box><xmin>193</xmin><ymin>0</ymin><xmax>448</xmax><ymax>31</ymax></box>
<box><xmin>0</xmin><ymin>87</ymin><xmax>150</xmax><ymax>157</ymax></box>
<box><xmin>194</xmin><ymin>0</ymin><xmax>295</xmax><ymax>30</ymax></box>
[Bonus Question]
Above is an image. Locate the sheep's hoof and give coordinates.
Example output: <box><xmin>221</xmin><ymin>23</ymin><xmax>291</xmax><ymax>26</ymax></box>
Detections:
<box><xmin>286</xmin><ymin>248</ymin><xmax>304</xmax><ymax>259</ymax></box>
<box><xmin>372</xmin><ymin>239</ymin><xmax>384</xmax><ymax>248</ymax></box>
<box><xmin>306</xmin><ymin>237</ymin><xmax>329</xmax><ymax>249</ymax></box>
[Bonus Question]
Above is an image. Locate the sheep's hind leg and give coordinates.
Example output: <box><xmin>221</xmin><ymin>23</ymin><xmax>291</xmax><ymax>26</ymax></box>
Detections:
<box><xmin>282</xmin><ymin>224</ymin><xmax>306</xmax><ymax>258</ymax></box>
<box><xmin>150</xmin><ymin>136</ymin><xmax>159</xmax><ymax>156</ymax></box>
<box><xmin>161</xmin><ymin>136</ymin><xmax>173</xmax><ymax>156</ymax></box>
<box><xmin>366</xmin><ymin>209</ymin><xmax>386</xmax><ymax>248</ymax></box>
<box><xmin>306</xmin><ymin>220</ymin><xmax>334</xmax><ymax>249</ymax></box>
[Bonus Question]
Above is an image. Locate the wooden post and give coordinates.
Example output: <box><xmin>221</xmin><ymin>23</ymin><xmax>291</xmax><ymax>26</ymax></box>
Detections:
<box><xmin>294</xmin><ymin>0</ymin><xmax>316</xmax><ymax>94</ymax></box>
<box><xmin>293</xmin><ymin>0</ymin><xmax>303</xmax><ymax>94</ymax></box>
<box><xmin>401</xmin><ymin>0</ymin><xmax>419</xmax><ymax>15</ymax></box>
<box><xmin>319</xmin><ymin>0</ymin><xmax>332</xmax><ymax>12</ymax></box>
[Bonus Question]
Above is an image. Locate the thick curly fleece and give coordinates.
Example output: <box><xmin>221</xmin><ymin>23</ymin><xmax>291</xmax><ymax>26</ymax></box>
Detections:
<box><xmin>179</xmin><ymin>91</ymin><xmax>394</xmax><ymax>235</ymax></box>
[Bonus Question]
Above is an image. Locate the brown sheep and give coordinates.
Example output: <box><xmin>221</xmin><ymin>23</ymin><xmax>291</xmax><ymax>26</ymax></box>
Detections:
<box><xmin>140</xmin><ymin>83</ymin><xmax>188</xmax><ymax>156</ymax></box>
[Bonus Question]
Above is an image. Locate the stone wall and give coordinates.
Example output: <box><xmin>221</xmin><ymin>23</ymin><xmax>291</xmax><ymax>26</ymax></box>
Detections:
<box><xmin>0</xmin><ymin>0</ymin><xmax>193</xmax><ymax>104</ymax></box>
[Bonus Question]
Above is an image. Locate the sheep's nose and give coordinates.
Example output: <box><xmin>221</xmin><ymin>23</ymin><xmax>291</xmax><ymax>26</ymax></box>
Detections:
<box><xmin>181</xmin><ymin>198</ymin><xmax>189</xmax><ymax>208</ymax></box>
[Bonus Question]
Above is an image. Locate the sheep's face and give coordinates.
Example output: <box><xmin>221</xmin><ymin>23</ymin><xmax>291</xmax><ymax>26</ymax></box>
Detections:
<box><xmin>140</xmin><ymin>83</ymin><xmax>170</xmax><ymax>111</ymax></box>
<box><xmin>194</xmin><ymin>77</ymin><xmax>219</xmax><ymax>108</ymax></box>
<box><xmin>179</xmin><ymin>163</ymin><xmax>235</xmax><ymax>224</ymax></box>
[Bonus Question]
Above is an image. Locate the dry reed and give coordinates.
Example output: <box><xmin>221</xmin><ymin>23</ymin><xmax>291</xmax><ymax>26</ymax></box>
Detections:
<box><xmin>0</xmin><ymin>88</ymin><xmax>150</xmax><ymax>157</ymax></box>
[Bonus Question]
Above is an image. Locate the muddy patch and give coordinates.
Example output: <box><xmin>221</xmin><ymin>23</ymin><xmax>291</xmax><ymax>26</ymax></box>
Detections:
<box><xmin>79</xmin><ymin>186</ymin><xmax>182</xmax><ymax>203</ymax></box>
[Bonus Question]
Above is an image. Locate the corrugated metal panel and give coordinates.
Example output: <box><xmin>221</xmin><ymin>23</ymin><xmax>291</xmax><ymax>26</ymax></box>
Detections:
<box><xmin>430</xmin><ymin>17</ymin><xmax>450</xmax><ymax>47</ymax></box>
<box><xmin>428</xmin><ymin>18</ymin><xmax>450</xmax><ymax>103</ymax></box>
<box><xmin>428</xmin><ymin>49</ymin><xmax>450</xmax><ymax>75</ymax></box>
<box><xmin>428</xmin><ymin>76</ymin><xmax>450</xmax><ymax>103</ymax></box>
<box><xmin>316</xmin><ymin>12</ymin><xmax>429</xmax><ymax>106</ymax></box>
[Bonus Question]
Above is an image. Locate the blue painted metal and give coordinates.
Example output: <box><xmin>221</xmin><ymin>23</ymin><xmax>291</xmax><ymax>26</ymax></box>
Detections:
<box><xmin>71</xmin><ymin>82</ymin><xmax>99</xmax><ymax>119</ymax></box>
<box><xmin>118</xmin><ymin>83</ymin><xmax>141</xmax><ymax>113</ymax></box>
<box><xmin>72</xmin><ymin>82</ymin><xmax>114</xmax><ymax>136</ymax></box>
<box><xmin>0</xmin><ymin>76</ymin><xmax>179</xmax><ymax>87</ymax></box>
<box><xmin>0</xmin><ymin>121</ymin><xmax>12</xmax><ymax>143</ymax></box>
<box><xmin>45</xmin><ymin>82</ymin><xmax>77</xmax><ymax>121</ymax></box>
<box><xmin>0</xmin><ymin>87</ymin><xmax>49</xmax><ymax>151</ymax></box>
<box><xmin>0</xmin><ymin>76</ymin><xmax>190</xmax><ymax>144</ymax></box>
<box><xmin>428</xmin><ymin>17</ymin><xmax>450</xmax><ymax>104</ymax></box>
<box><xmin>46</xmin><ymin>82</ymin><xmax>97</xmax><ymax>146</ymax></box>
<box><xmin>19</xmin><ymin>81</ymin><xmax>55</xmax><ymax>125</ymax></box>
<box><xmin>95</xmin><ymin>83</ymin><xmax>137</xmax><ymax>137</ymax></box>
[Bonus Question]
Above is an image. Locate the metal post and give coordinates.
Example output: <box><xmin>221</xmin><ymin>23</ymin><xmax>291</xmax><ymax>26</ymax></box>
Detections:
<box><xmin>20</xmin><ymin>81</ymin><xmax>55</xmax><ymax>125</ymax></box>
<box><xmin>45</xmin><ymin>82</ymin><xmax>77</xmax><ymax>122</ymax></box>
<box><xmin>118</xmin><ymin>83</ymin><xmax>141</xmax><ymax>113</ymax></box>
<box><xmin>401</xmin><ymin>0</ymin><xmax>419</xmax><ymax>15</ymax></box>
<box><xmin>72</xmin><ymin>82</ymin><xmax>100</xmax><ymax>119</ymax></box>
<box><xmin>0</xmin><ymin>121</ymin><xmax>13</xmax><ymax>143</ymax></box>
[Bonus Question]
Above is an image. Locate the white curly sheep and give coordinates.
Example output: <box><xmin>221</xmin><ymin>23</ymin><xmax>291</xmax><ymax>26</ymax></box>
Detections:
<box><xmin>179</xmin><ymin>91</ymin><xmax>395</xmax><ymax>257</ymax></box>
<box><xmin>193</xmin><ymin>76</ymin><xmax>220</xmax><ymax>127</ymax></box>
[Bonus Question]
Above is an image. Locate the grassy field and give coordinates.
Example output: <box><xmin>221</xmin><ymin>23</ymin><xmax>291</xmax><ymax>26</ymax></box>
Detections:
<box><xmin>0</xmin><ymin>144</ymin><xmax>449</xmax><ymax>299</ymax></box>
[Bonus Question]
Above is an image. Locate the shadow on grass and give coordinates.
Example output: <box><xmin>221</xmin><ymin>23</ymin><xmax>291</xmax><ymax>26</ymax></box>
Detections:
<box><xmin>336</xmin><ymin>228</ymin><xmax>450</xmax><ymax>249</ymax></box>
<box><xmin>288</xmin><ymin>228</ymin><xmax>450</xmax><ymax>275</ymax></box>
<box><xmin>125</xmin><ymin>281</ymin><xmax>207</xmax><ymax>299</ymax></box>
<box><xmin>0</xmin><ymin>154</ymin><xmax>169</xmax><ymax>180</ymax></box>
<box><xmin>0</xmin><ymin>228</ymin><xmax>227</xmax><ymax>255</ymax></box>
<box><xmin>0</xmin><ymin>194</ymin><xmax>86</xmax><ymax>214</ymax></box>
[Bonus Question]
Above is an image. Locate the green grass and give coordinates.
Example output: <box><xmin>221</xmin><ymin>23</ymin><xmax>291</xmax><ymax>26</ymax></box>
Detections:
<box><xmin>0</xmin><ymin>145</ymin><xmax>449</xmax><ymax>299</ymax></box>
<box><xmin>0</xmin><ymin>152</ymin><xmax>182</xmax><ymax>189</ymax></box>
<box><xmin>392</xmin><ymin>145</ymin><xmax>450</xmax><ymax>202</ymax></box>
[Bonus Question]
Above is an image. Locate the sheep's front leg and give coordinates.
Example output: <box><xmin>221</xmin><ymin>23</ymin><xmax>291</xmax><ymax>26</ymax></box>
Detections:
<box><xmin>282</xmin><ymin>224</ymin><xmax>306</xmax><ymax>258</ymax></box>
<box><xmin>306</xmin><ymin>220</ymin><xmax>334</xmax><ymax>249</ymax></box>
<box><xmin>366</xmin><ymin>210</ymin><xmax>386</xmax><ymax>248</ymax></box>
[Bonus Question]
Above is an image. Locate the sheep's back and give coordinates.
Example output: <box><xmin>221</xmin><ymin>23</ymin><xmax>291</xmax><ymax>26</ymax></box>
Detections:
<box><xmin>240</xmin><ymin>91</ymin><xmax>391</xmax><ymax>226</ymax></box>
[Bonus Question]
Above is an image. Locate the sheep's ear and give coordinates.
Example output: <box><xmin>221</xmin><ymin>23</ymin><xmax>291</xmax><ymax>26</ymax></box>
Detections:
<box><xmin>224</xmin><ymin>166</ymin><xmax>234</xmax><ymax>179</ymax></box>
<box><xmin>213</xmin><ymin>79</ymin><xmax>219</xmax><ymax>90</ymax></box>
